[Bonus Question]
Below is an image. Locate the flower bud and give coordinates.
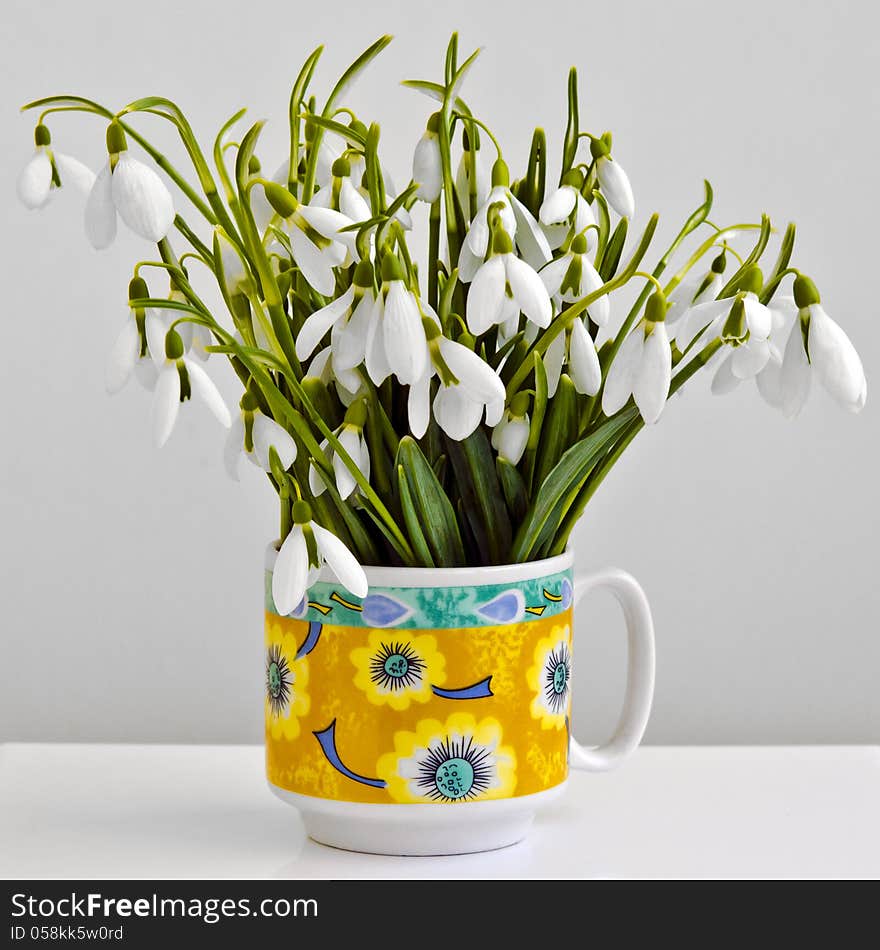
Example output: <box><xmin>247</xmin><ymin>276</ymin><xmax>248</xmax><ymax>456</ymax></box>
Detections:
<box><xmin>34</xmin><ymin>124</ymin><xmax>51</xmax><ymax>147</ymax></box>
<box><xmin>737</xmin><ymin>264</ymin><xmax>763</xmax><ymax>296</ymax></box>
<box><xmin>291</xmin><ymin>499</ymin><xmax>313</xmax><ymax>524</ymax></box>
<box><xmin>380</xmin><ymin>251</ymin><xmax>405</xmax><ymax>283</ymax></box>
<box><xmin>510</xmin><ymin>391</ymin><xmax>531</xmax><ymax>417</ymax></box>
<box><xmin>263</xmin><ymin>182</ymin><xmax>298</xmax><ymax>219</ymax></box>
<box><xmin>426</xmin><ymin>112</ymin><xmax>441</xmax><ymax>135</ymax></box>
<box><xmin>331</xmin><ymin>156</ymin><xmax>351</xmax><ymax>178</ymax></box>
<box><xmin>793</xmin><ymin>274</ymin><xmax>821</xmax><ymax>309</ymax></box>
<box><xmin>349</xmin><ymin>119</ymin><xmax>368</xmax><ymax>139</ymax></box>
<box><xmin>248</xmin><ymin>155</ymin><xmax>261</xmax><ymax>175</ymax></box>
<box><xmin>590</xmin><ymin>135</ymin><xmax>611</xmax><ymax>160</ymax></box>
<box><xmin>353</xmin><ymin>258</ymin><xmax>374</xmax><ymax>288</ymax></box>
<box><xmin>240</xmin><ymin>389</ymin><xmax>260</xmax><ymax>413</ymax></box>
<box><xmin>106</xmin><ymin>121</ymin><xmax>128</xmax><ymax>156</ymax></box>
<box><xmin>165</xmin><ymin>328</ymin><xmax>185</xmax><ymax>360</ymax></box>
<box><xmin>561</xmin><ymin>168</ymin><xmax>584</xmax><ymax>191</ymax></box>
<box><xmin>491</xmin><ymin>158</ymin><xmax>510</xmax><ymax>188</ymax></box>
<box><xmin>645</xmin><ymin>290</ymin><xmax>668</xmax><ymax>324</ymax></box>
<box><xmin>344</xmin><ymin>398</ymin><xmax>368</xmax><ymax>429</ymax></box>
<box><xmin>570</xmin><ymin>233</ymin><xmax>589</xmax><ymax>256</ymax></box>
<box><xmin>710</xmin><ymin>250</ymin><xmax>727</xmax><ymax>274</ymax></box>
<box><xmin>128</xmin><ymin>276</ymin><xmax>149</xmax><ymax>303</ymax></box>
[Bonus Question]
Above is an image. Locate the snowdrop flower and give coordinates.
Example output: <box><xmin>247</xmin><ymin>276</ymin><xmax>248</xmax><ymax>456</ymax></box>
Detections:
<box><xmin>85</xmin><ymin>122</ymin><xmax>175</xmax><ymax>249</ymax></box>
<box><xmin>312</xmin><ymin>156</ymin><xmax>372</xmax><ymax>223</ymax></box>
<box><xmin>466</xmin><ymin>225</ymin><xmax>552</xmax><ymax>336</ymax></box>
<box><xmin>430</xmin><ymin>334</ymin><xmax>507</xmax><ymax>440</ymax></box>
<box><xmin>542</xmin><ymin>316</ymin><xmax>602</xmax><ymax>397</ymax></box>
<box><xmin>152</xmin><ymin>328</ymin><xmax>231</xmax><ymax>447</ymax></box>
<box><xmin>412</xmin><ymin>113</ymin><xmax>443</xmax><ymax>203</ymax></box>
<box><xmin>459</xmin><ymin>159</ymin><xmax>551</xmax><ymax>280</ymax></box>
<box><xmin>455</xmin><ymin>128</ymin><xmax>491</xmax><ymax>213</ymax></box>
<box><xmin>591</xmin><ymin>134</ymin><xmax>634</xmax><ymax>219</ymax></box>
<box><xmin>312</xmin><ymin>128</ymin><xmax>366</xmax><ymax>189</ymax></box>
<box><xmin>602</xmin><ymin>291</ymin><xmax>672</xmax><ymax>424</ymax></box>
<box><xmin>105</xmin><ymin>277</ymin><xmax>166</xmax><ymax>394</ymax></box>
<box><xmin>224</xmin><ymin>390</ymin><xmax>297</xmax><ymax>480</ymax></box>
<box><xmin>539</xmin><ymin>169</ymin><xmax>596</xmax><ymax>250</ymax></box>
<box><xmin>491</xmin><ymin>392</ymin><xmax>531</xmax><ymax>464</ymax></box>
<box><xmin>262</xmin><ymin>182</ymin><xmax>356</xmax><ymax>297</ymax></box>
<box><xmin>666</xmin><ymin>251</ymin><xmax>727</xmax><ymax>326</ymax></box>
<box><xmin>296</xmin><ymin>259</ymin><xmax>376</xmax><ymax>367</ymax></box>
<box><xmin>365</xmin><ymin>253</ymin><xmax>429</xmax><ymax>386</ymax></box>
<box><xmin>306</xmin><ymin>347</ymin><xmax>362</xmax><ymax>407</ymax></box>
<box><xmin>708</xmin><ymin>297</ymin><xmax>774</xmax><ymax>395</ymax></box>
<box><xmin>675</xmin><ymin>266</ymin><xmax>773</xmax><ymax>354</ymax></box>
<box><xmin>779</xmin><ymin>276</ymin><xmax>867</xmax><ymax>417</ymax></box>
<box><xmin>272</xmin><ymin>500</ymin><xmax>367</xmax><ymax>616</ymax></box>
<box><xmin>17</xmin><ymin>124</ymin><xmax>95</xmax><ymax>210</ymax></box>
<box><xmin>540</xmin><ymin>232</ymin><xmax>609</xmax><ymax>326</ymax></box>
<box><xmin>309</xmin><ymin>401</ymin><xmax>370</xmax><ymax>499</ymax></box>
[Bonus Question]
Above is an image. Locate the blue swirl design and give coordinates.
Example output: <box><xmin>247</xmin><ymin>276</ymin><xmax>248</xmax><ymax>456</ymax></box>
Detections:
<box><xmin>313</xmin><ymin>720</ymin><xmax>387</xmax><ymax>788</ymax></box>
<box><xmin>431</xmin><ymin>676</ymin><xmax>494</xmax><ymax>700</ymax></box>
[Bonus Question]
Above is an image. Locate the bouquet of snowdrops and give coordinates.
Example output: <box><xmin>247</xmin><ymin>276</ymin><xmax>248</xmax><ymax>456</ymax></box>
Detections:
<box><xmin>18</xmin><ymin>34</ymin><xmax>866</xmax><ymax>615</ymax></box>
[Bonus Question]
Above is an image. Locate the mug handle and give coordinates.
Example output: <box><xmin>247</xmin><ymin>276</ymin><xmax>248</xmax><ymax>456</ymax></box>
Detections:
<box><xmin>568</xmin><ymin>568</ymin><xmax>656</xmax><ymax>772</ymax></box>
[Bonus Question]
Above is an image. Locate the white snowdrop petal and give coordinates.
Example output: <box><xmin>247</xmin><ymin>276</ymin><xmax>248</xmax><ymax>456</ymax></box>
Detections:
<box><xmin>573</xmin><ymin>194</ymin><xmax>597</xmax><ymax>233</ymax></box>
<box><xmin>252</xmin><ymin>414</ymin><xmax>297</xmax><ymax>471</ymax></box>
<box><xmin>742</xmin><ymin>293</ymin><xmax>772</xmax><ymax>341</ymax></box>
<box><xmin>710</xmin><ymin>353</ymin><xmax>742</xmax><ymax>395</ymax></box>
<box><xmin>597</xmin><ymin>157</ymin><xmax>635</xmax><ymax>218</ymax></box>
<box><xmin>484</xmin><ymin>395</ymin><xmax>505</xmax><ymax>427</ymax></box>
<box><xmin>408</xmin><ymin>373</ymin><xmax>431</xmax><ymax>439</ymax></box>
<box><xmin>365</xmin><ymin>296</ymin><xmax>391</xmax><ymax>385</ymax></box>
<box><xmin>633</xmin><ymin>323</ymin><xmax>671</xmax><ymax>424</ymax></box>
<box><xmin>84</xmin><ymin>164</ymin><xmax>117</xmax><ymax>249</ymax></box>
<box><xmin>433</xmin><ymin>385</ymin><xmax>484</xmax><ymax>440</ymax></box>
<box><xmin>312</xmin><ymin>523</ymin><xmax>368</xmax><ymax>597</ymax></box>
<box><xmin>17</xmin><ymin>150</ymin><xmax>53</xmax><ymax>209</ymax></box>
<box><xmin>382</xmin><ymin>283</ymin><xmax>428</xmax><ymax>384</ymax></box>
<box><xmin>143</xmin><ymin>310</ymin><xmax>168</xmax><ymax>369</ymax></box>
<box><xmin>133</xmin><ymin>359</ymin><xmax>159</xmax><ymax>391</ymax></box>
<box><xmin>105</xmin><ymin>319</ymin><xmax>140</xmax><ymax>394</ymax></box>
<box><xmin>439</xmin><ymin>338</ymin><xmax>505</xmax><ymax>406</ymax></box>
<box><xmin>153</xmin><ymin>364</ymin><xmax>181</xmax><ymax>447</ymax></box>
<box><xmin>298</xmin><ymin>205</ymin><xmax>355</xmax><ymax>241</ymax></box>
<box><xmin>289</xmin><ymin>225</ymin><xmax>336</xmax><ymax>296</ymax></box>
<box><xmin>755</xmin><ymin>350</ymin><xmax>785</xmax><ymax>409</ymax></box>
<box><xmin>466</xmin><ymin>256</ymin><xmax>506</xmax><ymax>334</ymax></box>
<box><xmin>53</xmin><ymin>153</ymin><xmax>96</xmax><ymax>194</ymax></box>
<box><xmin>111</xmin><ymin>153</ymin><xmax>175</xmax><ymax>242</ymax></box>
<box><xmin>731</xmin><ymin>339</ymin><xmax>771</xmax><ymax>379</ymax></box>
<box><xmin>457</xmin><ymin>242</ymin><xmax>483</xmax><ymax>284</ymax></box>
<box><xmin>339</xmin><ymin>178</ymin><xmax>371</xmax><ymax>222</ymax></box>
<box><xmin>569</xmin><ymin>318</ymin><xmax>602</xmax><ymax>396</ymax></box>
<box><xmin>186</xmin><ymin>360</ymin><xmax>231</xmax><ymax>428</ymax></box>
<box><xmin>505</xmin><ymin>255</ymin><xmax>552</xmax><ymax>328</ymax></box>
<box><xmin>807</xmin><ymin>305</ymin><xmax>867</xmax><ymax>411</ymax></box>
<box><xmin>495</xmin><ymin>416</ymin><xmax>530</xmax><ymax>464</ymax></box>
<box><xmin>333</xmin><ymin>292</ymin><xmax>374</xmax><ymax>371</ymax></box>
<box><xmin>295</xmin><ymin>285</ymin><xmax>355</xmax><ymax>360</ymax></box>
<box><xmin>544</xmin><ymin>330</ymin><xmax>566</xmax><ymax>398</ymax></box>
<box><xmin>412</xmin><ymin>134</ymin><xmax>443</xmax><ymax>203</ymax></box>
<box><xmin>539</xmin><ymin>257</ymin><xmax>569</xmax><ymax>299</ymax></box>
<box><xmin>273</xmin><ymin>526</ymin><xmax>309</xmax><ymax>615</ymax></box>
<box><xmin>581</xmin><ymin>258</ymin><xmax>610</xmax><ymax>326</ymax></box>
<box><xmin>539</xmin><ymin>186</ymin><xmax>577</xmax><ymax>226</ymax></box>
<box><xmin>602</xmin><ymin>327</ymin><xmax>644</xmax><ymax>416</ymax></box>
<box><xmin>509</xmin><ymin>193</ymin><xmax>552</xmax><ymax>271</ymax></box>
<box><xmin>675</xmin><ymin>298</ymin><xmax>730</xmax><ymax>351</ymax></box>
<box><xmin>780</xmin><ymin>322</ymin><xmax>812</xmax><ymax>418</ymax></box>
<box><xmin>333</xmin><ymin>427</ymin><xmax>362</xmax><ymax>499</ymax></box>
<box><xmin>223</xmin><ymin>417</ymin><xmax>245</xmax><ymax>481</ymax></box>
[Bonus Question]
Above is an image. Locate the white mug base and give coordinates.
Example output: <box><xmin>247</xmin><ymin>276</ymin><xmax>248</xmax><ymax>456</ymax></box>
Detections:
<box><xmin>269</xmin><ymin>782</ymin><xmax>567</xmax><ymax>856</ymax></box>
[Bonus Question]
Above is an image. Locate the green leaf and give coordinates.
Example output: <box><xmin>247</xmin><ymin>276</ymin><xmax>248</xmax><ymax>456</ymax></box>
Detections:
<box><xmin>397</xmin><ymin>437</ymin><xmax>466</xmax><ymax>567</ymax></box>
<box><xmin>523</xmin><ymin>351</ymin><xmax>548</xmax><ymax>493</ymax></box>
<box><xmin>397</xmin><ymin>466</ymin><xmax>436</xmax><ymax>568</ymax></box>
<box><xmin>512</xmin><ymin>409</ymin><xmax>637</xmax><ymax>562</ymax></box>
<box><xmin>444</xmin><ymin>429</ymin><xmax>512</xmax><ymax>565</ymax></box>
<box><xmin>301</xmin><ymin>114</ymin><xmax>367</xmax><ymax>148</ymax></box>
<box><xmin>598</xmin><ymin>218</ymin><xmax>628</xmax><ymax>282</ymax></box>
<box><xmin>535</xmin><ymin>374</ymin><xmax>578</xmax><ymax>489</ymax></box>
<box><xmin>400</xmin><ymin>79</ymin><xmax>469</xmax><ymax>114</ymax></box>
<box><xmin>497</xmin><ymin>458</ymin><xmax>529</xmax><ymax>525</ymax></box>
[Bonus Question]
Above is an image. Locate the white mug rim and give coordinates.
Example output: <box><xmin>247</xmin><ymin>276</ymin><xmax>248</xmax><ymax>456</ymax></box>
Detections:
<box><xmin>264</xmin><ymin>543</ymin><xmax>573</xmax><ymax>588</ymax></box>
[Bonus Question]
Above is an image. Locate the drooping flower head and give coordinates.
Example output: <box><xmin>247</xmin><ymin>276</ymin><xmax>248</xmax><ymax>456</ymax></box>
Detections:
<box><xmin>590</xmin><ymin>132</ymin><xmax>634</xmax><ymax>219</ymax></box>
<box><xmin>17</xmin><ymin>123</ymin><xmax>95</xmax><ymax>211</ymax></box>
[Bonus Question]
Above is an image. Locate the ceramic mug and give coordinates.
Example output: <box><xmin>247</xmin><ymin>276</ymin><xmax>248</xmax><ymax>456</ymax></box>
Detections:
<box><xmin>264</xmin><ymin>548</ymin><xmax>655</xmax><ymax>855</ymax></box>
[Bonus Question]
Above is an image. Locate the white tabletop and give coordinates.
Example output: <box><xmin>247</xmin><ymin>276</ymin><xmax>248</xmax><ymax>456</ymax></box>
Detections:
<box><xmin>1</xmin><ymin>744</ymin><xmax>877</xmax><ymax>879</ymax></box>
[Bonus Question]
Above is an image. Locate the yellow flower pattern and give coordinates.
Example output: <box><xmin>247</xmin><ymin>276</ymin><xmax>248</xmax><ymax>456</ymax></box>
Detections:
<box><xmin>265</xmin><ymin>608</ymin><xmax>573</xmax><ymax>803</ymax></box>
<box><xmin>527</xmin><ymin>623</ymin><xmax>573</xmax><ymax>730</ymax></box>
<box><xmin>350</xmin><ymin>630</ymin><xmax>446</xmax><ymax>710</ymax></box>
<box><xmin>265</xmin><ymin>618</ymin><xmax>310</xmax><ymax>741</ymax></box>
<box><xmin>377</xmin><ymin>714</ymin><xmax>516</xmax><ymax>803</ymax></box>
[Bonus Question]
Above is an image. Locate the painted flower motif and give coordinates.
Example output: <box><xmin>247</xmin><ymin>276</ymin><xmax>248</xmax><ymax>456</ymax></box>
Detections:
<box><xmin>377</xmin><ymin>713</ymin><xmax>517</xmax><ymax>803</ymax></box>
<box><xmin>351</xmin><ymin>630</ymin><xmax>445</xmax><ymax>710</ymax></box>
<box><xmin>360</xmin><ymin>593</ymin><xmax>414</xmax><ymax>627</ymax></box>
<box><xmin>527</xmin><ymin>624</ymin><xmax>573</xmax><ymax>730</ymax></box>
<box><xmin>265</xmin><ymin>620</ymin><xmax>310</xmax><ymax>741</ymax></box>
<box><xmin>476</xmin><ymin>589</ymin><xmax>525</xmax><ymax>624</ymax></box>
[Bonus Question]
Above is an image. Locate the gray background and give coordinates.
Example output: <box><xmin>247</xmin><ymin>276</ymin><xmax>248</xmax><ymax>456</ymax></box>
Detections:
<box><xmin>1</xmin><ymin>0</ymin><xmax>877</xmax><ymax>746</ymax></box>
